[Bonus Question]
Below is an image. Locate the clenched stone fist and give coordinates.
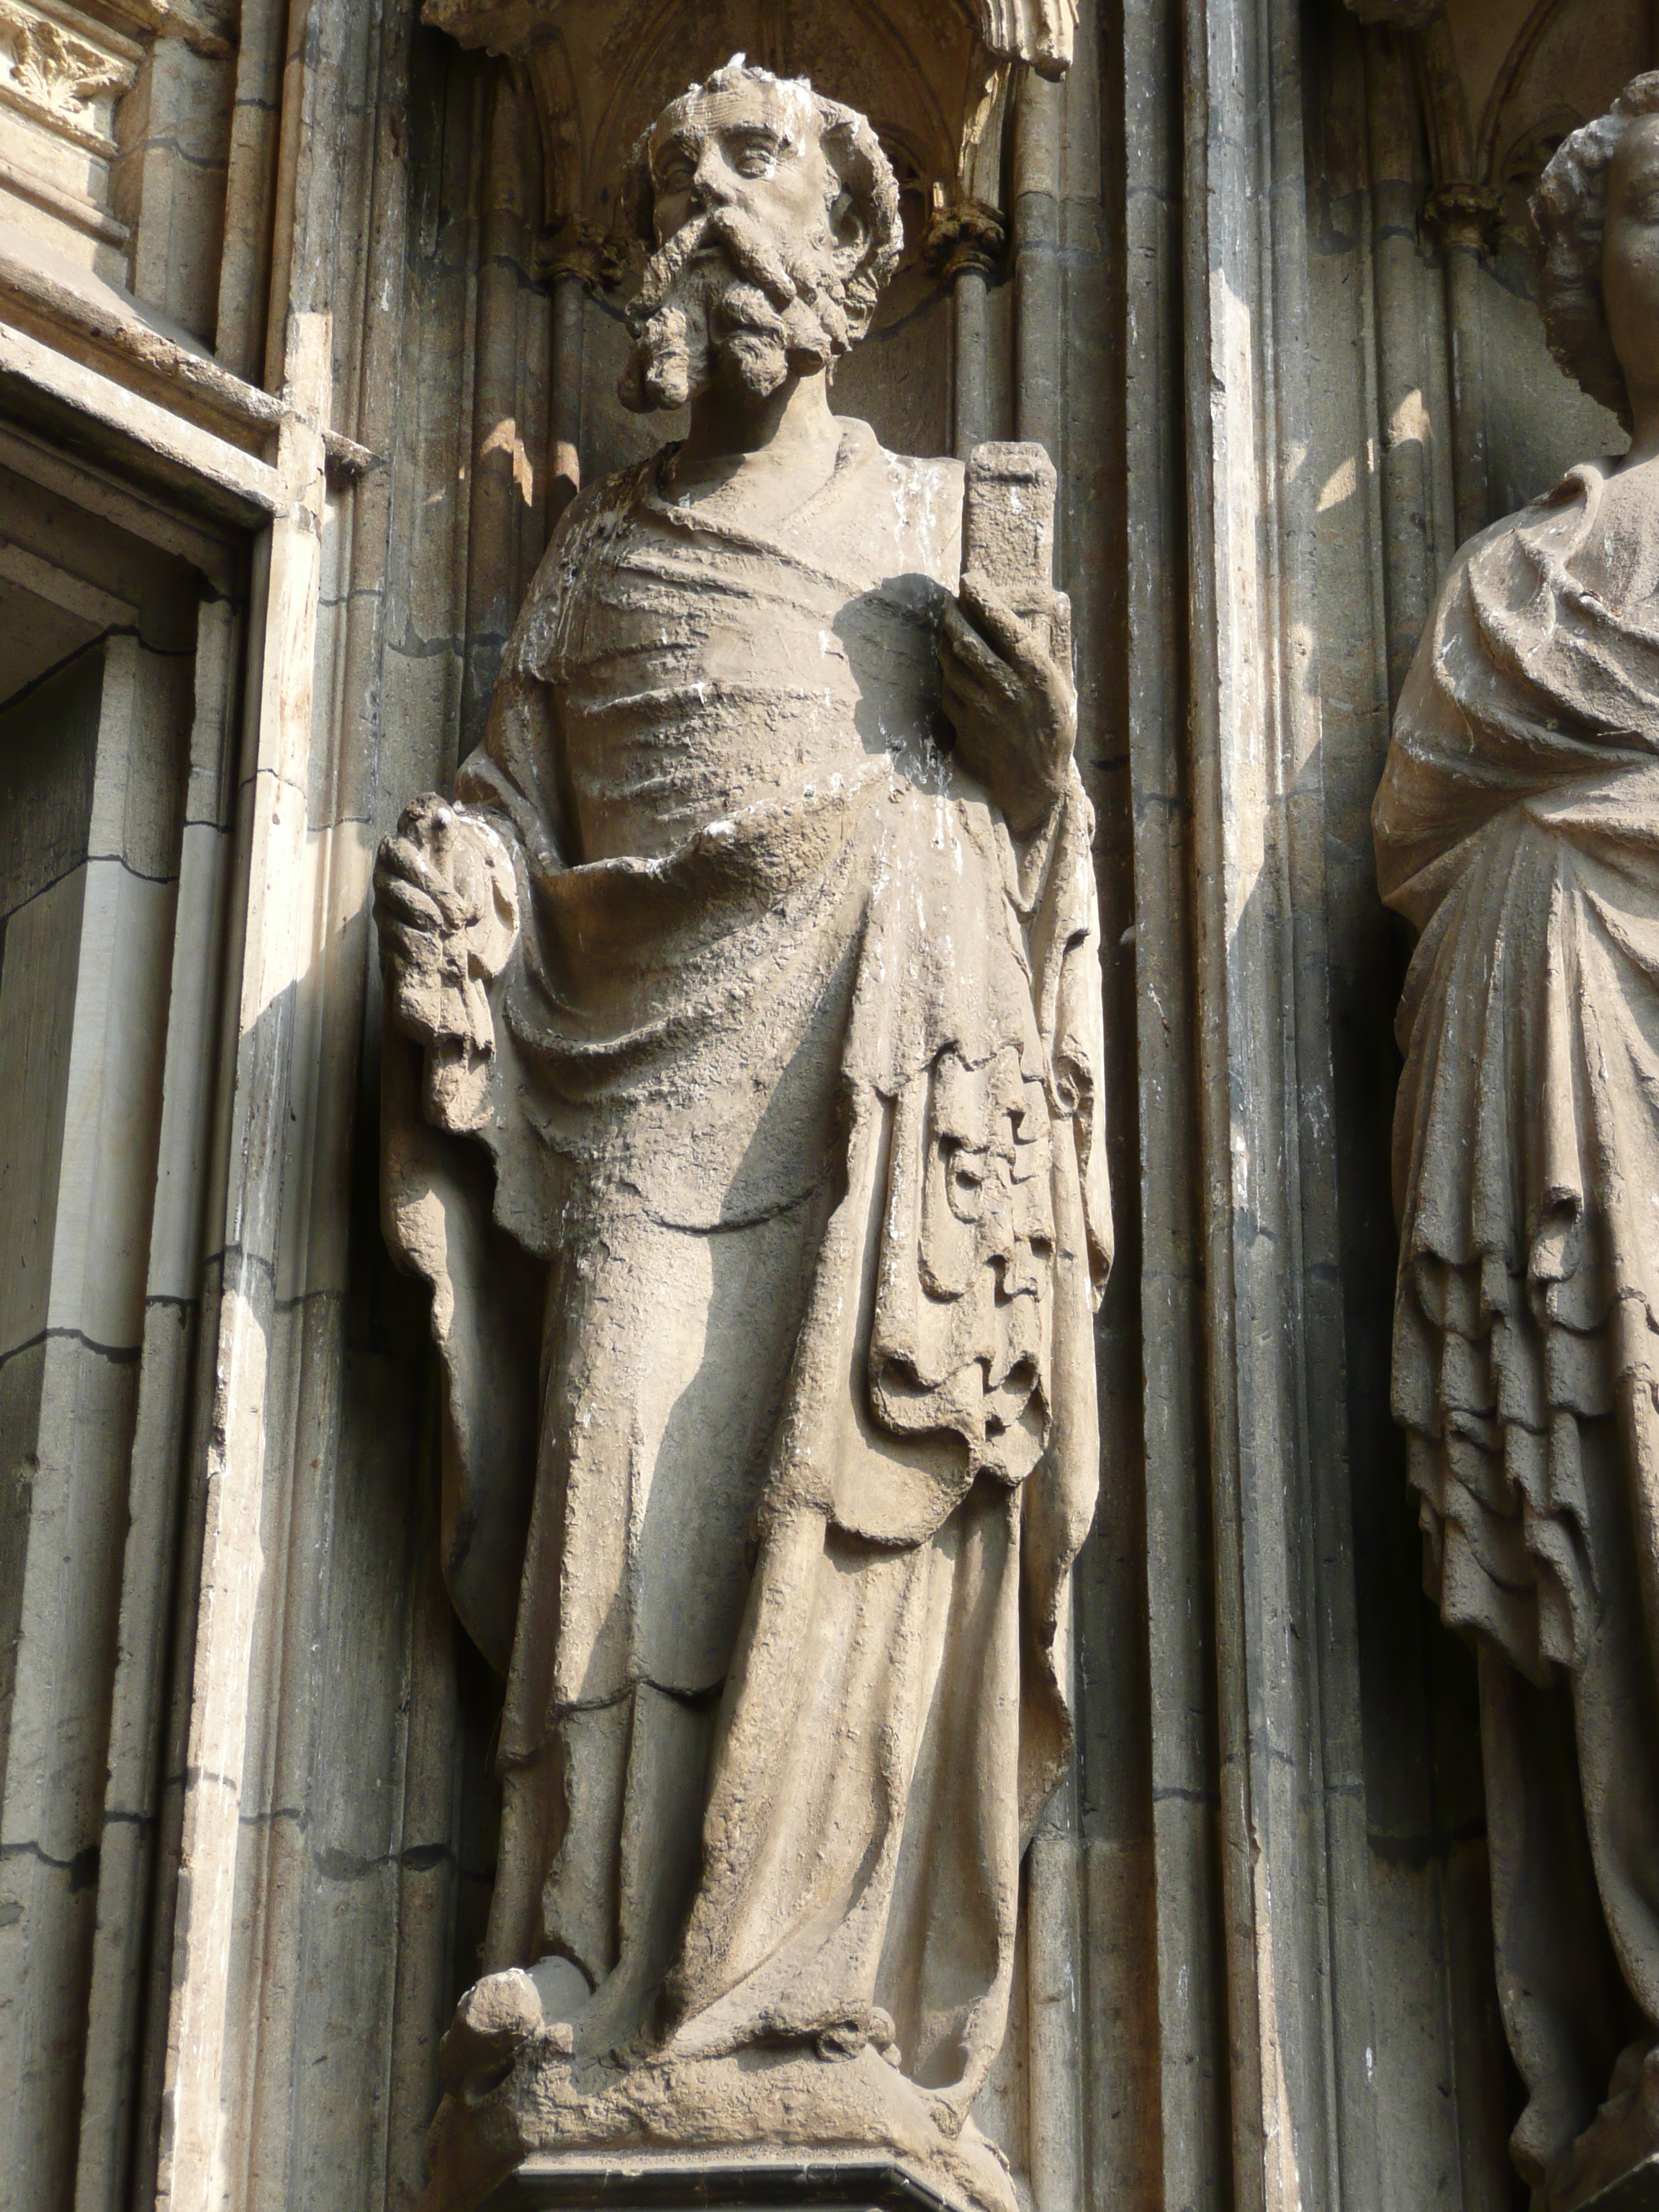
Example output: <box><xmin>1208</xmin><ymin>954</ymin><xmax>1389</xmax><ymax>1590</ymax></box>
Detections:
<box><xmin>374</xmin><ymin>794</ymin><xmax>518</xmax><ymax>1127</ymax></box>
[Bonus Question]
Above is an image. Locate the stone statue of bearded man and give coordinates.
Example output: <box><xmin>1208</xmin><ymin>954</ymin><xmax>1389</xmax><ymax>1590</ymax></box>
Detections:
<box><xmin>375</xmin><ymin>57</ymin><xmax>1108</xmax><ymax>2212</ymax></box>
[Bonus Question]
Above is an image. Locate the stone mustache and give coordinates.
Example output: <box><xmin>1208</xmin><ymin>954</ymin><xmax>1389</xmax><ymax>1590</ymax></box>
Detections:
<box><xmin>374</xmin><ymin>58</ymin><xmax>1108</xmax><ymax>2212</ymax></box>
<box><xmin>1376</xmin><ymin>70</ymin><xmax>1659</xmax><ymax>2212</ymax></box>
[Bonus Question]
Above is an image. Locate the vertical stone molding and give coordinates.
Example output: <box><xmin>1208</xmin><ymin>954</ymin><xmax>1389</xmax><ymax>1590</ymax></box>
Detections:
<box><xmin>152</xmin><ymin>309</ymin><xmax>329</xmax><ymax>2212</ymax></box>
<box><xmin>1172</xmin><ymin>1</ymin><xmax>1379</xmax><ymax>2206</ymax></box>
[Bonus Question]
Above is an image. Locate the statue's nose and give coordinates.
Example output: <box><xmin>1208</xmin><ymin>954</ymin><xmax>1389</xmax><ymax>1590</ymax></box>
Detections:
<box><xmin>688</xmin><ymin>148</ymin><xmax>736</xmax><ymax>209</ymax></box>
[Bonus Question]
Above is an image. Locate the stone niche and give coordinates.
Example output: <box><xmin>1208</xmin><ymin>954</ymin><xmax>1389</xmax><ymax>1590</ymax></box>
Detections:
<box><xmin>378</xmin><ymin>7</ymin><xmax>1106</xmax><ymax>2211</ymax></box>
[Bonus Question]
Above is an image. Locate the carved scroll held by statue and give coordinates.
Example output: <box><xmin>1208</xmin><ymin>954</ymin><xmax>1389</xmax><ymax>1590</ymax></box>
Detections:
<box><xmin>374</xmin><ymin>58</ymin><xmax>1107</xmax><ymax>2212</ymax></box>
<box><xmin>1375</xmin><ymin>71</ymin><xmax>1659</xmax><ymax>2212</ymax></box>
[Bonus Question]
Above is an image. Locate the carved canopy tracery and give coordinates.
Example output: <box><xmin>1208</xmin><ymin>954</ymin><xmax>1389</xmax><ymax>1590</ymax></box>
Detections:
<box><xmin>421</xmin><ymin>0</ymin><xmax>1069</xmax><ymax>263</ymax></box>
<box><xmin>1344</xmin><ymin>0</ymin><xmax>1653</xmax><ymax>247</ymax></box>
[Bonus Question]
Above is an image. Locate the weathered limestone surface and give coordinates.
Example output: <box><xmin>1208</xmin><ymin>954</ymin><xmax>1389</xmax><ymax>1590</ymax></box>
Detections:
<box><xmin>1376</xmin><ymin>72</ymin><xmax>1659</xmax><ymax>2212</ymax></box>
<box><xmin>1</xmin><ymin>0</ymin><xmax>1656</xmax><ymax>2208</ymax></box>
<box><xmin>374</xmin><ymin>63</ymin><xmax>1108</xmax><ymax>2212</ymax></box>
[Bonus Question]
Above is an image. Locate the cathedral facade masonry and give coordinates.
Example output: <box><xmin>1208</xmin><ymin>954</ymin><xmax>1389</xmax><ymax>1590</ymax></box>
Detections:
<box><xmin>0</xmin><ymin>2</ymin><xmax>1655</xmax><ymax>2210</ymax></box>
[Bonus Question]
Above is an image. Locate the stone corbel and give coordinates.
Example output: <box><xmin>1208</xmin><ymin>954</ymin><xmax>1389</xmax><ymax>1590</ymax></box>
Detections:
<box><xmin>1422</xmin><ymin>179</ymin><xmax>1504</xmax><ymax>255</ymax></box>
<box><xmin>922</xmin><ymin>186</ymin><xmax>1007</xmax><ymax>281</ymax></box>
<box><xmin>978</xmin><ymin>0</ymin><xmax>1074</xmax><ymax>76</ymax></box>
<box><xmin>531</xmin><ymin>213</ymin><xmax>629</xmax><ymax>292</ymax></box>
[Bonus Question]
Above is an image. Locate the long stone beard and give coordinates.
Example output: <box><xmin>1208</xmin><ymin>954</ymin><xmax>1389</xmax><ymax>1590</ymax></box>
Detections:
<box><xmin>618</xmin><ymin>204</ymin><xmax>854</xmax><ymax>414</ymax></box>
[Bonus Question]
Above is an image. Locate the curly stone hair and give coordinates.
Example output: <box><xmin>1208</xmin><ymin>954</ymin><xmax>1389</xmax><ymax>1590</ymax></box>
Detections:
<box><xmin>621</xmin><ymin>57</ymin><xmax>904</xmax><ymax>342</ymax></box>
<box><xmin>1530</xmin><ymin>71</ymin><xmax>1659</xmax><ymax>431</ymax></box>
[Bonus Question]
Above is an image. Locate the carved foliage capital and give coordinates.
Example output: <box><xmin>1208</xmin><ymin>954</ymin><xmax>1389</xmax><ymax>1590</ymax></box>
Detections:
<box><xmin>1422</xmin><ymin>181</ymin><xmax>1504</xmax><ymax>253</ymax></box>
<box><xmin>922</xmin><ymin>188</ymin><xmax>1006</xmax><ymax>279</ymax></box>
<box><xmin>0</xmin><ymin>0</ymin><xmax>138</xmax><ymax>150</ymax></box>
<box><xmin>533</xmin><ymin>215</ymin><xmax>629</xmax><ymax>292</ymax></box>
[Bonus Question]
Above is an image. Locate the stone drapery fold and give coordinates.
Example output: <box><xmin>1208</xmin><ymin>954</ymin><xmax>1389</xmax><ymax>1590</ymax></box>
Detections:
<box><xmin>1375</xmin><ymin>456</ymin><xmax>1659</xmax><ymax>1686</ymax></box>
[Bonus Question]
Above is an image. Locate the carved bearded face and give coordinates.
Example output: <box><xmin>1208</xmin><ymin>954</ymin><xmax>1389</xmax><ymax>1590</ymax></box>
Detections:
<box><xmin>618</xmin><ymin>65</ymin><xmax>899</xmax><ymax>413</ymax></box>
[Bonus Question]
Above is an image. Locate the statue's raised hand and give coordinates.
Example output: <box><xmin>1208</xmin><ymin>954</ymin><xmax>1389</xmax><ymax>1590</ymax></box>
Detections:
<box><xmin>939</xmin><ymin>572</ymin><xmax>1076</xmax><ymax>836</ymax></box>
<box><xmin>374</xmin><ymin>795</ymin><xmax>518</xmax><ymax>1094</ymax></box>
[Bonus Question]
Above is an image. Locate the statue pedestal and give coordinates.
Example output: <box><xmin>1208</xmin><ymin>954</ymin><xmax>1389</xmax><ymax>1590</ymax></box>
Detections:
<box><xmin>477</xmin><ymin>2153</ymin><xmax>976</xmax><ymax>2212</ymax></box>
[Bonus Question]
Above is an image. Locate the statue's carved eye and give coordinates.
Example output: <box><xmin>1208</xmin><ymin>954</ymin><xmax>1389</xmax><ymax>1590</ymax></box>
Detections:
<box><xmin>729</xmin><ymin>132</ymin><xmax>778</xmax><ymax>179</ymax></box>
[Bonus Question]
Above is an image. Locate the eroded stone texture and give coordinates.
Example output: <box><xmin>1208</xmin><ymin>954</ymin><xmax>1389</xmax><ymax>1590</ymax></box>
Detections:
<box><xmin>1376</xmin><ymin>70</ymin><xmax>1659</xmax><ymax>2212</ymax></box>
<box><xmin>375</xmin><ymin>58</ymin><xmax>1107</xmax><ymax>2212</ymax></box>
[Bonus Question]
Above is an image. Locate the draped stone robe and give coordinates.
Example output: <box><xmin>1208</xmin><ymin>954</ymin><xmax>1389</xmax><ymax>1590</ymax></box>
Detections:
<box><xmin>385</xmin><ymin>419</ymin><xmax>1108</xmax><ymax>2130</ymax></box>
<box><xmin>1375</xmin><ymin>456</ymin><xmax>1659</xmax><ymax>2182</ymax></box>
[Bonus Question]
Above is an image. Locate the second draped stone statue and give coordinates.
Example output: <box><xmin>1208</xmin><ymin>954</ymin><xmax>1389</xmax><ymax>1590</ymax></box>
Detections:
<box><xmin>374</xmin><ymin>57</ymin><xmax>1107</xmax><ymax>2212</ymax></box>
<box><xmin>1377</xmin><ymin>68</ymin><xmax>1659</xmax><ymax>2212</ymax></box>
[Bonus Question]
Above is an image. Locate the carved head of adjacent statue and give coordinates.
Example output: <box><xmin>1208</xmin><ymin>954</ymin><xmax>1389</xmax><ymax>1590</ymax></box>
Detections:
<box><xmin>617</xmin><ymin>56</ymin><xmax>902</xmax><ymax>413</ymax></box>
<box><xmin>1532</xmin><ymin>71</ymin><xmax>1659</xmax><ymax>435</ymax></box>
